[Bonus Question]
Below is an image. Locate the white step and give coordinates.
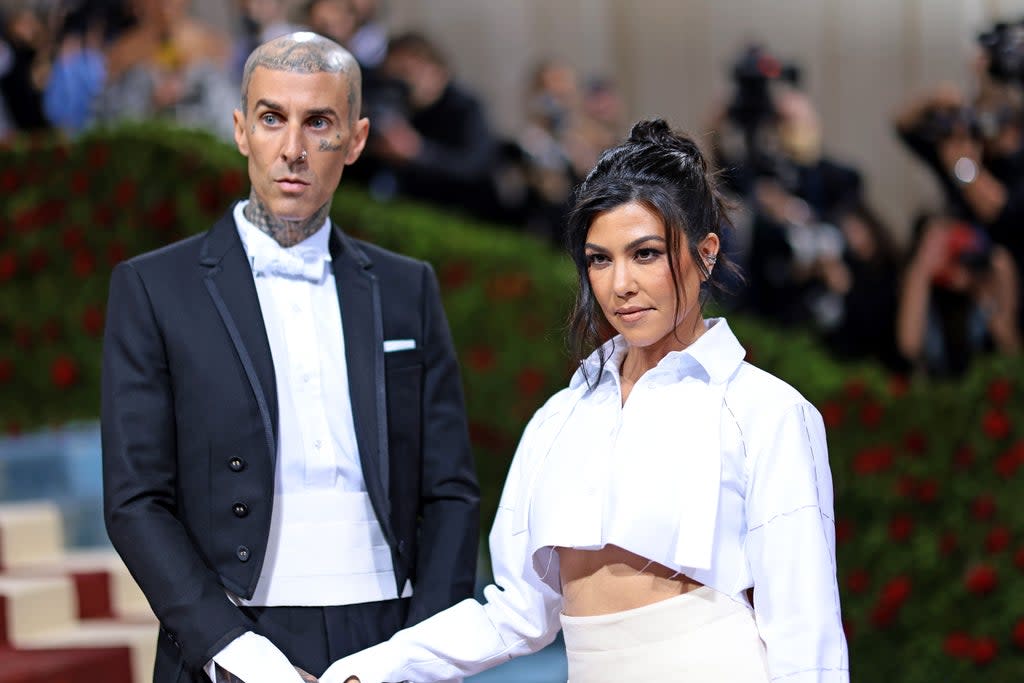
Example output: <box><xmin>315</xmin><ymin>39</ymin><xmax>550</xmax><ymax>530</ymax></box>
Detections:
<box><xmin>0</xmin><ymin>575</ymin><xmax>77</xmax><ymax>641</ymax></box>
<box><xmin>17</xmin><ymin>619</ymin><xmax>158</xmax><ymax>683</ymax></box>
<box><xmin>0</xmin><ymin>501</ymin><xmax>64</xmax><ymax>569</ymax></box>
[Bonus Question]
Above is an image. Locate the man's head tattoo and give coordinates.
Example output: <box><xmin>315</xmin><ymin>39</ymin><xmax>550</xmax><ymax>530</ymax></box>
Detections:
<box><xmin>240</xmin><ymin>32</ymin><xmax>362</xmax><ymax>121</ymax></box>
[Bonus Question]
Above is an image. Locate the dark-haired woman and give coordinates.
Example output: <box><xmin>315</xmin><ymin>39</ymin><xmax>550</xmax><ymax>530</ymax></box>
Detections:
<box><xmin>323</xmin><ymin>120</ymin><xmax>848</xmax><ymax>683</ymax></box>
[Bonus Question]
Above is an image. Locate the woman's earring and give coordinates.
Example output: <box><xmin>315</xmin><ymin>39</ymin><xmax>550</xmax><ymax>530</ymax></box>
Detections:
<box><xmin>705</xmin><ymin>253</ymin><xmax>718</xmax><ymax>268</ymax></box>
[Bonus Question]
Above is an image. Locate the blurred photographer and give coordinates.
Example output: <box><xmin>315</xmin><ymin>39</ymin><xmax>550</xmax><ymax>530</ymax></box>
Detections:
<box><xmin>896</xmin><ymin>215</ymin><xmax>1020</xmax><ymax>377</ymax></box>
<box><xmin>895</xmin><ymin>20</ymin><xmax>1024</xmax><ymax>327</ymax></box>
<box><xmin>355</xmin><ymin>31</ymin><xmax>499</xmax><ymax>219</ymax></box>
<box><xmin>711</xmin><ymin>47</ymin><xmax>866</xmax><ymax>332</ymax></box>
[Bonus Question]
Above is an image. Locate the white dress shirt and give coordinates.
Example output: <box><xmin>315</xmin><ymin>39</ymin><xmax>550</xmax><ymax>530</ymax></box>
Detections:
<box><xmin>322</xmin><ymin>318</ymin><xmax>849</xmax><ymax>683</ymax></box>
<box><xmin>205</xmin><ymin>203</ymin><xmax>408</xmax><ymax>683</ymax></box>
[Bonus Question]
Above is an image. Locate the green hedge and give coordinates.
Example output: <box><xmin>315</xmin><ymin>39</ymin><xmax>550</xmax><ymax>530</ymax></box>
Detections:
<box><xmin>2</xmin><ymin>124</ymin><xmax>1024</xmax><ymax>681</ymax></box>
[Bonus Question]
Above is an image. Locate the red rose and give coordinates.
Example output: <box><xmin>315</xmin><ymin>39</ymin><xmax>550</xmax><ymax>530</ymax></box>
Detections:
<box><xmin>92</xmin><ymin>204</ymin><xmax>113</xmax><ymax>226</ymax></box>
<box><xmin>14</xmin><ymin>325</ymin><xmax>32</xmax><ymax>349</ymax></box>
<box><xmin>0</xmin><ymin>250</ymin><xmax>16</xmax><ymax>281</ymax></box>
<box><xmin>895</xmin><ymin>476</ymin><xmax>916</xmax><ymax>498</ymax></box>
<box><xmin>41</xmin><ymin>319</ymin><xmax>62</xmax><ymax>342</ymax></box>
<box><xmin>0</xmin><ymin>167</ymin><xmax>18</xmax><ymax>192</ymax></box>
<box><xmin>888</xmin><ymin>374</ymin><xmax>909</xmax><ymax>397</ymax></box>
<box><xmin>73</xmin><ymin>249</ymin><xmax>96</xmax><ymax>278</ymax></box>
<box><xmin>889</xmin><ymin>515</ymin><xmax>913</xmax><ymax>542</ymax></box>
<box><xmin>88</xmin><ymin>142</ymin><xmax>110</xmax><ymax>168</ymax></box>
<box><xmin>965</xmin><ymin>564</ymin><xmax>998</xmax><ymax>594</ymax></box>
<box><xmin>1014</xmin><ymin>619</ymin><xmax>1024</xmax><ymax>649</ymax></box>
<box><xmin>488</xmin><ymin>273</ymin><xmax>532</xmax><ymax>300</ymax></box>
<box><xmin>196</xmin><ymin>184</ymin><xmax>221</xmax><ymax>215</ymax></box>
<box><xmin>869</xmin><ymin>600</ymin><xmax>897</xmax><ymax>628</ymax></box>
<box><xmin>939</xmin><ymin>532</ymin><xmax>958</xmax><ymax>557</ymax></box>
<box><xmin>880</xmin><ymin>575</ymin><xmax>911</xmax><ymax>606</ymax></box>
<box><xmin>945</xmin><ymin>632</ymin><xmax>973</xmax><ymax>658</ymax></box>
<box><xmin>995</xmin><ymin>452</ymin><xmax>1020</xmax><ymax>478</ymax></box>
<box><xmin>835</xmin><ymin>518</ymin><xmax>853</xmax><ymax>545</ymax></box>
<box><xmin>846</xmin><ymin>569</ymin><xmax>869</xmax><ymax>594</ymax></box>
<box><xmin>820</xmin><ymin>401</ymin><xmax>844</xmax><ymax>429</ymax></box>
<box><xmin>219</xmin><ymin>168</ymin><xmax>246</xmax><ymax>196</ymax></box>
<box><xmin>983</xmin><ymin>409</ymin><xmax>1011</xmax><ymax>440</ymax></box>
<box><xmin>39</xmin><ymin>198</ymin><xmax>66</xmax><ymax>223</ymax></box>
<box><xmin>1014</xmin><ymin>547</ymin><xmax>1024</xmax><ymax>570</ymax></box>
<box><xmin>439</xmin><ymin>261</ymin><xmax>471</xmax><ymax>290</ymax></box>
<box><xmin>51</xmin><ymin>355</ymin><xmax>78</xmax><ymax>388</ymax></box>
<box><xmin>971</xmin><ymin>637</ymin><xmax>998</xmax><ymax>665</ymax></box>
<box><xmin>466</xmin><ymin>420</ymin><xmax>505</xmax><ymax>452</ymax></box>
<box><xmin>954</xmin><ymin>445</ymin><xmax>976</xmax><ymax>469</ymax></box>
<box><xmin>70</xmin><ymin>170</ymin><xmax>90</xmax><ymax>195</ymax></box>
<box><xmin>0</xmin><ymin>357</ymin><xmax>12</xmax><ymax>383</ymax></box>
<box><xmin>27</xmin><ymin>247</ymin><xmax>49</xmax><ymax>274</ymax></box>
<box><xmin>148</xmin><ymin>199</ymin><xmax>177</xmax><ymax>232</ymax></box>
<box><xmin>107</xmin><ymin>242</ymin><xmax>126</xmax><ymax>266</ymax></box>
<box><xmin>853</xmin><ymin>446</ymin><xmax>893</xmax><ymax>475</ymax></box>
<box><xmin>986</xmin><ymin>527</ymin><xmax>1011</xmax><ymax>554</ymax></box>
<box><xmin>903</xmin><ymin>429</ymin><xmax>927</xmax><ymax>455</ymax></box>
<box><xmin>466</xmin><ymin>346</ymin><xmax>496</xmax><ymax>372</ymax></box>
<box><xmin>516</xmin><ymin>367</ymin><xmax>546</xmax><ymax>398</ymax></box>
<box><xmin>82</xmin><ymin>306</ymin><xmax>104</xmax><ymax>336</ymax></box>
<box><xmin>114</xmin><ymin>178</ymin><xmax>138</xmax><ymax>205</ymax></box>
<box><xmin>917</xmin><ymin>478</ymin><xmax>939</xmax><ymax>503</ymax></box>
<box><xmin>843</xmin><ymin>378</ymin><xmax>866</xmax><ymax>400</ymax></box>
<box><xmin>859</xmin><ymin>402</ymin><xmax>883</xmax><ymax>428</ymax></box>
<box><xmin>972</xmin><ymin>494</ymin><xmax>996</xmax><ymax>521</ymax></box>
<box><xmin>62</xmin><ymin>226</ymin><xmax>85</xmax><ymax>250</ymax></box>
<box><xmin>988</xmin><ymin>378</ymin><xmax>1012</xmax><ymax>405</ymax></box>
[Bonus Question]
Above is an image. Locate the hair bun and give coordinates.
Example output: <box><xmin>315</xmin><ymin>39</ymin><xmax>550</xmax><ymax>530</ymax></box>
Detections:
<box><xmin>627</xmin><ymin>118</ymin><xmax>673</xmax><ymax>145</ymax></box>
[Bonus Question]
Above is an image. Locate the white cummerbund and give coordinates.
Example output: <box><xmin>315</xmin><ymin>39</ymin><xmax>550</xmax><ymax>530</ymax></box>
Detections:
<box><xmin>233</xmin><ymin>489</ymin><xmax>413</xmax><ymax>607</ymax></box>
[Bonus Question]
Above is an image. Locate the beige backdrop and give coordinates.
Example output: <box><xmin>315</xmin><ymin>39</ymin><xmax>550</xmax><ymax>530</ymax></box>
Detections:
<box><xmin>379</xmin><ymin>0</ymin><xmax>1024</xmax><ymax>243</ymax></box>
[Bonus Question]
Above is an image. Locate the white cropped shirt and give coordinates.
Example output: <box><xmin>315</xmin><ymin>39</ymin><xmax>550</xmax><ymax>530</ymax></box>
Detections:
<box><xmin>323</xmin><ymin>318</ymin><xmax>849</xmax><ymax>683</ymax></box>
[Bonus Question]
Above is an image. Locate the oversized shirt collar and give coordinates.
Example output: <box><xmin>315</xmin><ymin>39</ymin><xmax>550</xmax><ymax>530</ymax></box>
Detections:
<box><xmin>571</xmin><ymin>317</ymin><xmax>747</xmax><ymax>390</ymax></box>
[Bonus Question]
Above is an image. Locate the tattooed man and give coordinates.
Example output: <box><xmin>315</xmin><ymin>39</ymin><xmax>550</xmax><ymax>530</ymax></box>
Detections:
<box><xmin>102</xmin><ymin>33</ymin><xmax>479</xmax><ymax>683</ymax></box>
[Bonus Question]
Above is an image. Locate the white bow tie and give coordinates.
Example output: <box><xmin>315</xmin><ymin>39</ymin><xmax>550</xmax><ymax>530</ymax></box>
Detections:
<box><xmin>249</xmin><ymin>243</ymin><xmax>329</xmax><ymax>282</ymax></box>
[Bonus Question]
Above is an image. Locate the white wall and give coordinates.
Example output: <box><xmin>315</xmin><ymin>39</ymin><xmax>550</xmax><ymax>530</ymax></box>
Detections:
<box><xmin>383</xmin><ymin>0</ymin><xmax>1024</xmax><ymax>241</ymax></box>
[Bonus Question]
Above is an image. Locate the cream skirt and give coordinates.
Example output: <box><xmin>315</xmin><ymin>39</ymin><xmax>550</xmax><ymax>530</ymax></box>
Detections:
<box><xmin>559</xmin><ymin>586</ymin><xmax>770</xmax><ymax>682</ymax></box>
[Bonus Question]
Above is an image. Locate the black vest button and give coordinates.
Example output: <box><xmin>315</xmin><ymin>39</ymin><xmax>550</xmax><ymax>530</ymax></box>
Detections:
<box><xmin>232</xmin><ymin>502</ymin><xmax>249</xmax><ymax>518</ymax></box>
<box><xmin>236</xmin><ymin>545</ymin><xmax>250</xmax><ymax>562</ymax></box>
<box><xmin>229</xmin><ymin>457</ymin><xmax>245</xmax><ymax>472</ymax></box>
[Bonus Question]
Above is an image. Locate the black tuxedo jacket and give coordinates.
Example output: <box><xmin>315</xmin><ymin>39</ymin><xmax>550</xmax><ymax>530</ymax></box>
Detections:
<box><xmin>101</xmin><ymin>207</ymin><xmax>480</xmax><ymax>673</ymax></box>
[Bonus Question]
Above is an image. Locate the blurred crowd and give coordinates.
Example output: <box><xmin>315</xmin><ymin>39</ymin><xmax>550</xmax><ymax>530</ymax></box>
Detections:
<box><xmin>3</xmin><ymin>0</ymin><xmax>1023</xmax><ymax>380</ymax></box>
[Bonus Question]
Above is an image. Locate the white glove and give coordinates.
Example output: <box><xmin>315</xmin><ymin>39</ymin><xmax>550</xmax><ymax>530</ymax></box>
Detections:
<box><xmin>204</xmin><ymin>631</ymin><xmax>306</xmax><ymax>683</ymax></box>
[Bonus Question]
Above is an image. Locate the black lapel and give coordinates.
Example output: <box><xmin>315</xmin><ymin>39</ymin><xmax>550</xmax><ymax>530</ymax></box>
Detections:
<box><xmin>199</xmin><ymin>206</ymin><xmax>279</xmax><ymax>463</ymax></box>
<box><xmin>330</xmin><ymin>226</ymin><xmax>394</xmax><ymax>543</ymax></box>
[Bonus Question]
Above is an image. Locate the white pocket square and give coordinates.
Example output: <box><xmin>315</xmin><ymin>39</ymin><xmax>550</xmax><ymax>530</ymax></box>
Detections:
<box><xmin>383</xmin><ymin>338</ymin><xmax>416</xmax><ymax>352</ymax></box>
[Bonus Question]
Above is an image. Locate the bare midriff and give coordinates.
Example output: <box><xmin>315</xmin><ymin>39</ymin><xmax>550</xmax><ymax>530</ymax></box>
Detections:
<box><xmin>557</xmin><ymin>544</ymin><xmax>704</xmax><ymax>617</ymax></box>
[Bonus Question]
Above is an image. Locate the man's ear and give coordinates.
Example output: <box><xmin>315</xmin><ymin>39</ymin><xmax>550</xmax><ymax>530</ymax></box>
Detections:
<box><xmin>345</xmin><ymin>117</ymin><xmax>370</xmax><ymax>165</ymax></box>
<box><xmin>233</xmin><ymin>109</ymin><xmax>250</xmax><ymax>157</ymax></box>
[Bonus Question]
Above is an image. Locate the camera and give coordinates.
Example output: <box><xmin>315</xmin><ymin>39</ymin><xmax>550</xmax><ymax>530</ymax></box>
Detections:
<box><xmin>978</xmin><ymin>20</ymin><xmax>1024</xmax><ymax>84</ymax></box>
<box><xmin>727</xmin><ymin>45</ymin><xmax>801</xmax><ymax>133</ymax></box>
<box><xmin>932</xmin><ymin>221</ymin><xmax>993</xmax><ymax>288</ymax></box>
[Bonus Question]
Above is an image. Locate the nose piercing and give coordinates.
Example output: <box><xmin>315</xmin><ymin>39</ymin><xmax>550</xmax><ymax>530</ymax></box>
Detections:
<box><xmin>298</xmin><ymin>150</ymin><xmax>308</xmax><ymax>162</ymax></box>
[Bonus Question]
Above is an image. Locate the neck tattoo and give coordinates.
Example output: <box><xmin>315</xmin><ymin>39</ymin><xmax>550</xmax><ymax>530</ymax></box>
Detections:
<box><xmin>243</xmin><ymin>191</ymin><xmax>330</xmax><ymax>247</ymax></box>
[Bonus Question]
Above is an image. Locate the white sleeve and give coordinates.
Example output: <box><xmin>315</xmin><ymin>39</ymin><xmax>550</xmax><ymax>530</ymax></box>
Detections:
<box><xmin>321</xmin><ymin>409</ymin><xmax>564</xmax><ymax>683</ymax></box>
<box><xmin>744</xmin><ymin>403</ymin><xmax>850</xmax><ymax>683</ymax></box>
<box><xmin>204</xmin><ymin>631</ymin><xmax>305</xmax><ymax>683</ymax></box>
